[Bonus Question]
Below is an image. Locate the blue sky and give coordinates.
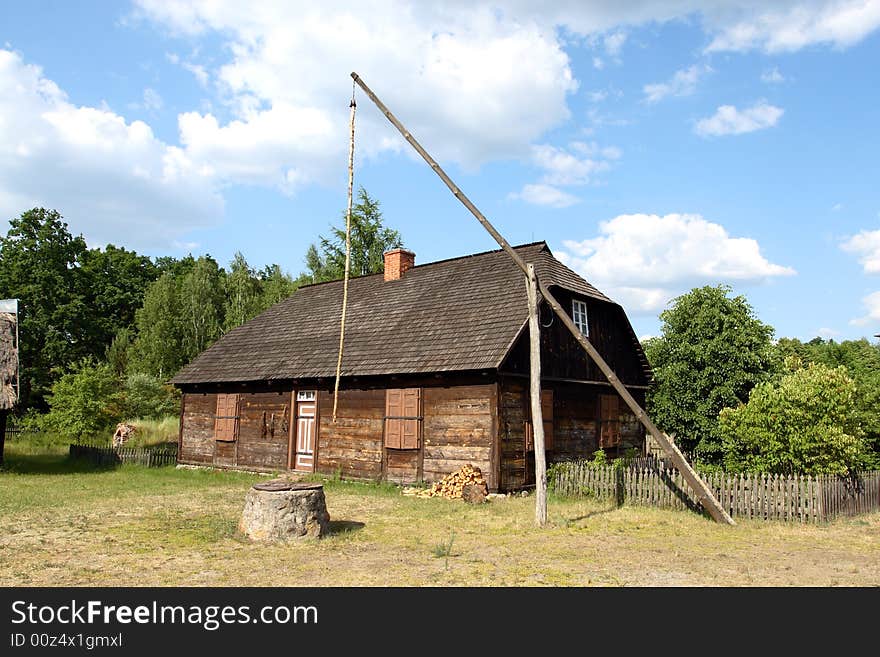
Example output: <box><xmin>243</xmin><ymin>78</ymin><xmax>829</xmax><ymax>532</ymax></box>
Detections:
<box><xmin>1</xmin><ymin>1</ymin><xmax>879</xmax><ymax>342</ymax></box>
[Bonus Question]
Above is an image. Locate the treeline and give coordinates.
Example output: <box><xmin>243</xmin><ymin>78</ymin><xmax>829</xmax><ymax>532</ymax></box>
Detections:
<box><xmin>644</xmin><ymin>285</ymin><xmax>880</xmax><ymax>475</ymax></box>
<box><xmin>0</xmin><ymin>189</ymin><xmax>401</xmax><ymax>437</ymax></box>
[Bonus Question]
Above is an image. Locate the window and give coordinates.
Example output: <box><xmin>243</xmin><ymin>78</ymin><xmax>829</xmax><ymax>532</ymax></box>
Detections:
<box><xmin>572</xmin><ymin>299</ymin><xmax>589</xmax><ymax>336</ymax></box>
<box><xmin>296</xmin><ymin>390</ymin><xmax>316</xmax><ymax>401</ymax></box>
<box><xmin>214</xmin><ymin>393</ymin><xmax>240</xmax><ymax>442</ymax></box>
<box><xmin>525</xmin><ymin>389</ymin><xmax>554</xmax><ymax>452</ymax></box>
<box><xmin>385</xmin><ymin>388</ymin><xmax>421</xmax><ymax>449</ymax></box>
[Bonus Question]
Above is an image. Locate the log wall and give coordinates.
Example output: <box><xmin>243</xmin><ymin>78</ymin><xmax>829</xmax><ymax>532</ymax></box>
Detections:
<box><xmin>178</xmin><ymin>390</ymin><xmax>291</xmax><ymax>470</ymax></box>
<box><xmin>179</xmin><ymin>378</ymin><xmax>629</xmax><ymax>491</ymax></box>
<box><xmin>498</xmin><ymin>377</ymin><xmax>646</xmax><ymax>490</ymax></box>
<box><xmin>316</xmin><ymin>388</ymin><xmax>385</xmax><ymax>481</ymax></box>
<box><xmin>422</xmin><ymin>384</ymin><xmax>496</xmax><ymax>491</ymax></box>
<box><xmin>179</xmin><ymin>392</ymin><xmax>216</xmax><ymax>465</ymax></box>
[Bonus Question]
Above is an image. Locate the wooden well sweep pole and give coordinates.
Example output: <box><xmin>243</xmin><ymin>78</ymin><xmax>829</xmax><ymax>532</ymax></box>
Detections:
<box><xmin>350</xmin><ymin>71</ymin><xmax>734</xmax><ymax>525</ymax></box>
<box><xmin>526</xmin><ymin>264</ymin><xmax>548</xmax><ymax>526</ymax></box>
<box><xmin>332</xmin><ymin>93</ymin><xmax>357</xmax><ymax>423</ymax></box>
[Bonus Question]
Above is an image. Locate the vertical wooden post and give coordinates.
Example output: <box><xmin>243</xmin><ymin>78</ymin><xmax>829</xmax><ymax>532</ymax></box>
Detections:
<box><xmin>526</xmin><ymin>264</ymin><xmax>547</xmax><ymax>526</ymax></box>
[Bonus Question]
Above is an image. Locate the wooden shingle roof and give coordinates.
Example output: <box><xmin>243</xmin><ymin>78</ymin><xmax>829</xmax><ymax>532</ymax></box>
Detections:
<box><xmin>171</xmin><ymin>242</ymin><xmax>618</xmax><ymax>384</ymax></box>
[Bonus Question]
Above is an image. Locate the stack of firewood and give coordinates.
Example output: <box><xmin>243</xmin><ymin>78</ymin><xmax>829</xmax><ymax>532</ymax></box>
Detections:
<box><xmin>402</xmin><ymin>464</ymin><xmax>488</xmax><ymax>499</ymax></box>
<box><xmin>112</xmin><ymin>422</ymin><xmax>137</xmax><ymax>448</ymax></box>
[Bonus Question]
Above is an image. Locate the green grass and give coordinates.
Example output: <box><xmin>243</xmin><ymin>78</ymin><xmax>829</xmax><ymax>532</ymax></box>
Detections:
<box><xmin>1</xmin><ymin>443</ymin><xmax>879</xmax><ymax>586</ymax></box>
<box><xmin>117</xmin><ymin>416</ymin><xmax>180</xmax><ymax>449</ymax></box>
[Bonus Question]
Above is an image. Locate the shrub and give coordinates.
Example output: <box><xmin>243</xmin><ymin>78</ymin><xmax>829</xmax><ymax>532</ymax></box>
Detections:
<box><xmin>43</xmin><ymin>359</ymin><xmax>124</xmax><ymax>440</ymax></box>
<box><xmin>720</xmin><ymin>362</ymin><xmax>869</xmax><ymax>475</ymax></box>
<box><xmin>123</xmin><ymin>373</ymin><xmax>180</xmax><ymax>419</ymax></box>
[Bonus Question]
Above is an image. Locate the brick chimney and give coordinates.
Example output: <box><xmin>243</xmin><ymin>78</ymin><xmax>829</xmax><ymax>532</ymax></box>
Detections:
<box><xmin>383</xmin><ymin>248</ymin><xmax>415</xmax><ymax>281</ymax></box>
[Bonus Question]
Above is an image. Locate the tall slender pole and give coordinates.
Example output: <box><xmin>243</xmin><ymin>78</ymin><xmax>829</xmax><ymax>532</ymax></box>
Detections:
<box><xmin>332</xmin><ymin>92</ymin><xmax>357</xmax><ymax>423</ymax></box>
<box><xmin>351</xmin><ymin>71</ymin><xmax>734</xmax><ymax>525</ymax></box>
<box><xmin>526</xmin><ymin>265</ymin><xmax>547</xmax><ymax>526</ymax></box>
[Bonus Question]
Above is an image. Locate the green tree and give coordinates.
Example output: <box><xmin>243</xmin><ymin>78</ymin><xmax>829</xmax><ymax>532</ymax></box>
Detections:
<box><xmin>105</xmin><ymin>327</ymin><xmax>133</xmax><ymax>377</ymax></box>
<box><xmin>0</xmin><ymin>208</ymin><xmax>89</xmax><ymax>410</ymax></box>
<box><xmin>223</xmin><ymin>252</ymin><xmax>262</xmax><ymax>331</ymax></box>
<box><xmin>644</xmin><ymin>285</ymin><xmax>775</xmax><ymax>462</ymax></box>
<box><xmin>178</xmin><ymin>256</ymin><xmax>224</xmax><ymax>363</ymax></box>
<box><xmin>720</xmin><ymin>362</ymin><xmax>868</xmax><ymax>475</ymax></box>
<box><xmin>130</xmin><ymin>273</ymin><xmax>183</xmax><ymax>378</ymax></box>
<box><xmin>774</xmin><ymin>337</ymin><xmax>880</xmax><ymax>461</ymax></box>
<box><xmin>256</xmin><ymin>264</ymin><xmax>298</xmax><ymax>313</ymax></box>
<box><xmin>303</xmin><ymin>188</ymin><xmax>403</xmax><ymax>283</ymax></box>
<box><xmin>79</xmin><ymin>244</ymin><xmax>158</xmax><ymax>356</ymax></box>
<box><xmin>43</xmin><ymin>359</ymin><xmax>124</xmax><ymax>439</ymax></box>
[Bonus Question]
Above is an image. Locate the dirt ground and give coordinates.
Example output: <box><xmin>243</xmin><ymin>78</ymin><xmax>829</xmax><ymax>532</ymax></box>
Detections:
<box><xmin>1</xmin><ymin>448</ymin><xmax>878</xmax><ymax>586</ymax></box>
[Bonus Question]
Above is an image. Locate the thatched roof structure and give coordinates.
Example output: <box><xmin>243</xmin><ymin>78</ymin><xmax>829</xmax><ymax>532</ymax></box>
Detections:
<box><xmin>0</xmin><ymin>312</ymin><xmax>17</xmax><ymax>409</ymax></box>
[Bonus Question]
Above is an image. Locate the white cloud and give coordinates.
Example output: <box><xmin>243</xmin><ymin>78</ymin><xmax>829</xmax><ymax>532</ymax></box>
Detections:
<box><xmin>817</xmin><ymin>327</ymin><xmax>841</xmax><ymax>338</ymax></box>
<box><xmin>166</xmin><ymin>51</ymin><xmax>209</xmax><ymax>87</ymax></box>
<box><xmin>761</xmin><ymin>67</ymin><xmax>785</xmax><ymax>83</ymax></box>
<box><xmin>643</xmin><ymin>64</ymin><xmax>711</xmax><ymax>103</ymax></box>
<box><xmin>850</xmin><ymin>291</ymin><xmax>880</xmax><ymax>326</ymax></box>
<box><xmin>183</xmin><ymin>62</ymin><xmax>209</xmax><ymax>87</ymax></box>
<box><xmin>603</xmin><ymin>30</ymin><xmax>627</xmax><ymax>56</ymax></box>
<box><xmin>513</xmin><ymin>141</ymin><xmax>621</xmax><ymax>208</ymax></box>
<box><xmin>592</xmin><ymin>56</ymin><xmax>604</xmax><ymax>69</ymax></box>
<box><xmin>842</xmin><ymin>229</ymin><xmax>880</xmax><ymax>273</ymax></box>
<box><xmin>705</xmin><ymin>0</ymin><xmax>880</xmax><ymax>53</ymax></box>
<box><xmin>137</xmin><ymin>2</ymin><xmax>579</xmax><ymax>177</ymax></box>
<box><xmin>143</xmin><ymin>88</ymin><xmax>163</xmax><ymax>111</ymax></box>
<box><xmin>0</xmin><ymin>49</ymin><xmax>222</xmax><ymax>249</ymax></box>
<box><xmin>127</xmin><ymin>1</ymin><xmax>878</xmax><ymax>192</ymax></box>
<box><xmin>531</xmin><ymin>142</ymin><xmax>615</xmax><ymax>185</ymax></box>
<box><xmin>831</xmin><ymin>202</ymin><xmax>843</xmax><ymax>212</ymax></box>
<box><xmin>511</xmin><ymin>184</ymin><xmax>580</xmax><ymax>208</ymax></box>
<box><xmin>695</xmin><ymin>101</ymin><xmax>784</xmax><ymax>136</ymax></box>
<box><xmin>557</xmin><ymin>213</ymin><xmax>795</xmax><ymax>313</ymax></box>
<box><xmin>172</xmin><ymin>240</ymin><xmax>201</xmax><ymax>251</ymax></box>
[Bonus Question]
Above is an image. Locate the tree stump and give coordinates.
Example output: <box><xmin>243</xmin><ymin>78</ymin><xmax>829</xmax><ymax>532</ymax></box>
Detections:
<box><xmin>239</xmin><ymin>480</ymin><xmax>330</xmax><ymax>541</ymax></box>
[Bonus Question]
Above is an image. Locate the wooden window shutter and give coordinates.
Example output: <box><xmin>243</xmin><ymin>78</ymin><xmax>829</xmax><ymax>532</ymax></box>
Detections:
<box><xmin>385</xmin><ymin>389</ymin><xmax>403</xmax><ymax>449</ymax></box>
<box><xmin>214</xmin><ymin>393</ymin><xmax>240</xmax><ymax>442</ymax></box>
<box><xmin>401</xmin><ymin>389</ymin><xmax>421</xmax><ymax>449</ymax></box>
<box><xmin>599</xmin><ymin>394</ymin><xmax>620</xmax><ymax>448</ymax></box>
<box><xmin>385</xmin><ymin>388</ymin><xmax>421</xmax><ymax>449</ymax></box>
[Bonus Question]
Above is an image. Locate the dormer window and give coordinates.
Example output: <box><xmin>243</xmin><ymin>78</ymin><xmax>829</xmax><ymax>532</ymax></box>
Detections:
<box><xmin>572</xmin><ymin>299</ymin><xmax>589</xmax><ymax>336</ymax></box>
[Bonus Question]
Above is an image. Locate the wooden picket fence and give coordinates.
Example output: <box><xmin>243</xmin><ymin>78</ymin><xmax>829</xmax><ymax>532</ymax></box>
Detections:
<box><xmin>69</xmin><ymin>443</ymin><xmax>177</xmax><ymax>468</ymax></box>
<box><xmin>3</xmin><ymin>426</ymin><xmax>43</xmax><ymax>441</ymax></box>
<box><xmin>550</xmin><ymin>460</ymin><xmax>880</xmax><ymax>523</ymax></box>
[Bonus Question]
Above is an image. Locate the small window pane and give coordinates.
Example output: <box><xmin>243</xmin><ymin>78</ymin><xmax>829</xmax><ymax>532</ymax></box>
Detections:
<box><xmin>572</xmin><ymin>300</ymin><xmax>589</xmax><ymax>336</ymax></box>
<box><xmin>297</xmin><ymin>390</ymin><xmax>316</xmax><ymax>401</ymax></box>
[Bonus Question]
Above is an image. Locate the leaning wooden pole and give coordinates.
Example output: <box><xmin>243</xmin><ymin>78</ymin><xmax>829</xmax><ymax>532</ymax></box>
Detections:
<box><xmin>526</xmin><ymin>265</ymin><xmax>547</xmax><ymax>526</ymax></box>
<box><xmin>536</xmin><ymin>278</ymin><xmax>733</xmax><ymax>524</ymax></box>
<box><xmin>351</xmin><ymin>71</ymin><xmax>734</xmax><ymax>525</ymax></box>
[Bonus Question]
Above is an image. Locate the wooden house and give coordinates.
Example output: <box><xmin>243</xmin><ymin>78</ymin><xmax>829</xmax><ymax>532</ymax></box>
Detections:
<box><xmin>171</xmin><ymin>242</ymin><xmax>652</xmax><ymax>491</ymax></box>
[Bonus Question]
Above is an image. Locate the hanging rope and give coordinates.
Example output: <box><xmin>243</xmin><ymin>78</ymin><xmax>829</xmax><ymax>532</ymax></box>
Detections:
<box><xmin>332</xmin><ymin>83</ymin><xmax>356</xmax><ymax>422</ymax></box>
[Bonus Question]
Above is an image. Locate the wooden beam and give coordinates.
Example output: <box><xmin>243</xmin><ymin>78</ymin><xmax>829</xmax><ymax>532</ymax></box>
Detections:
<box><xmin>351</xmin><ymin>72</ymin><xmax>529</xmax><ymax>277</ymax></box>
<box><xmin>351</xmin><ymin>71</ymin><xmax>734</xmax><ymax>525</ymax></box>
<box><xmin>536</xmin><ymin>278</ymin><xmax>734</xmax><ymax>525</ymax></box>
<box><xmin>526</xmin><ymin>264</ymin><xmax>547</xmax><ymax>526</ymax></box>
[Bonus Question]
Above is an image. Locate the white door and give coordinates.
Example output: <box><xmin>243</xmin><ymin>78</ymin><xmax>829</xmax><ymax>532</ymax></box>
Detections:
<box><xmin>293</xmin><ymin>391</ymin><xmax>317</xmax><ymax>471</ymax></box>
